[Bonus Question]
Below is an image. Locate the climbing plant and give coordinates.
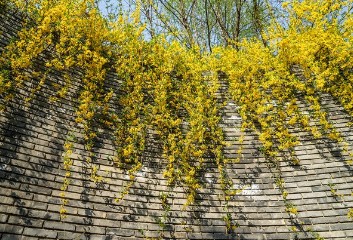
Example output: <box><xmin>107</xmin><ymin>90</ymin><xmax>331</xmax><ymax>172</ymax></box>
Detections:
<box><xmin>1</xmin><ymin>0</ymin><xmax>353</xmax><ymax>232</ymax></box>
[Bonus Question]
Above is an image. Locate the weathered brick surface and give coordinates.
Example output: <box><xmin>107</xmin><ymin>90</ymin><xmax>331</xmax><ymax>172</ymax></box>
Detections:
<box><xmin>1</xmin><ymin>6</ymin><xmax>353</xmax><ymax>240</ymax></box>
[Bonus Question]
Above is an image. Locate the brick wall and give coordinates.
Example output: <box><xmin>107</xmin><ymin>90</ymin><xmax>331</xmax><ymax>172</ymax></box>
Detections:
<box><xmin>1</xmin><ymin>7</ymin><xmax>353</xmax><ymax>240</ymax></box>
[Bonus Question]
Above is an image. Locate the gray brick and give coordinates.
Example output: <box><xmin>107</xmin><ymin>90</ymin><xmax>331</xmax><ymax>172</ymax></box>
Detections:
<box><xmin>330</xmin><ymin>222</ymin><xmax>353</xmax><ymax>231</ymax></box>
<box><xmin>121</xmin><ymin>221</ymin><xmax>147</xmax><ymax>230</ymax></box>
<box><xmin>19</xmin><ymin>141</ymin><xmax>35</xmax><ymax>150</ymax></box>
<box><xmin>0</xmin><ymin>196</ymin><xmax>14</xmax><ymax>205</ymax></box>
<box><xmin>200</xmin><ymin>225</ymin><xmax>224</xmax><ymax>233</ymax></box>
<box><xmin>212</xmin><ymin>232</ymin><xmax>235</xmax><ymax>239</ymax></box>
<box><xmin>57</xmin><ymin>231</ymin><xmax>85</xmax><ymax>240</ymax></box>
<box><xmin>93</xmin><ymin>218</ymin><xmax>120</xmax><ymax>228</ymax></box>
<box><xmin>173</xmin><ymin>231</ymin><xmax>187</xmax><ymax>239</ymax></box>
<box><xmin>143</xmin><ymin>230</ymin><xmax>160</xmax><ymax>239</ymax></box>
<box><xmin>20</xmin><ymin>184</ymin><xmax>52</xmax><ymax>195</ymax></box>
<box><xmin>75</xmin><ymin>225</ymin><xmax>105</xmax><ymax>235</ymax></box>
<box><xmin>23</xmin><ymin>228</ymin><xmax>57</xmax><ymax>239</ymax></box>
<box><xmin>0</xmin><ymin>213</ymin><xmax>8</xmax><ymax>223</ymax></box>
<box><xmin>106</xmin><ymin>228</ymin><xmax>134</xmax><ymax>237</ymax></box>
<box><xmin>268</xmin><ymin>233</ymin><xmax>292</xmax><ymax>239</ymax></box>
<box><xmin>187</xmin><ymin>232</ymin><xmax>204</xmax><ymax>239</ymax></box>
<box><xmin>88</xmin><ymin>235</ymin><xmax>108</xmax><ymax>240</ymax></box>
<box><xmin>52</xmin><ymin>190</ymin><xmax>79</xmax><ymax>199</ymax></box>
<box><xmin>1</xmin><ymin>234</ymin><xmax>22</xmax><ymax>240</ymax></box>
<box><xmin>0</xmin><ymin>224</ymin><xmax>23</xmax><ymax>234</ymax></box>
<box><xmin>7</xmin><ymin>216</ymin><xmax>44</xmax><ymax>228</ymax></box>
<box><xmin>319</xmin><ymin>230</ymin><xmax>347</xmax><ymax>238</ymax></box>
<box><xmin>43</xmin><ymin>221</ymin><xmax>75</xmax><ymax>231</ymax></box>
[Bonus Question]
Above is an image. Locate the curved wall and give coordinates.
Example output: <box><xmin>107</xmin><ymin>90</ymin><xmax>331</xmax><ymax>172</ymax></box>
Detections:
<box><xmin>1</xmin><ymin>8</ymin><xmax>353</xmax><ymax>240</ymax></box>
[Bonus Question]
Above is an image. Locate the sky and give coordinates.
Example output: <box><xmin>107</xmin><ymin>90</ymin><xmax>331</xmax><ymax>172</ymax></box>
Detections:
<box><xmin>97</xmin><ymin>0</ymin><xmax>134</xmax><ymax>19</ymax></box>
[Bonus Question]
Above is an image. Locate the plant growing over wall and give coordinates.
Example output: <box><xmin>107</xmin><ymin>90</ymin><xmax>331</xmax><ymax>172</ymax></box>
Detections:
<box><xmin>1</xmin><ymin>0</ymin><xmax>353</xmax><ymax>235</ymax></box>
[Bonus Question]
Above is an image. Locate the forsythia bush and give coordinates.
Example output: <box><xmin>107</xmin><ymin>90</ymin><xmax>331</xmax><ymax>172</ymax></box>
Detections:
<box><xmin>1</xmin><ymin>0</ymin><xmax>353</xmax><ymax>216</ymax></box>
